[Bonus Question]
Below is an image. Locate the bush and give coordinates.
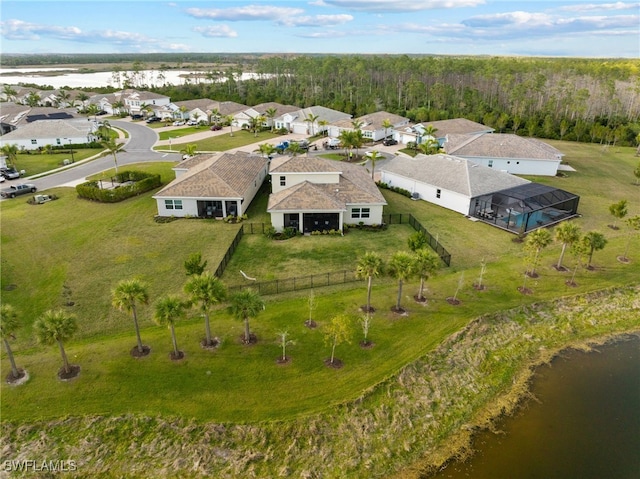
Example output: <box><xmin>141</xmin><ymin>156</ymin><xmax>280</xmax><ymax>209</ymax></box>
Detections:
<box><xmin>76</xmin><ymin>171</ymin><xmax>162</xmax><ymax>203</ymax></box>
<box><xmin>376</xmin><ymin>181</ymin><xmax>412</xmax><ymax>198</ymax></box>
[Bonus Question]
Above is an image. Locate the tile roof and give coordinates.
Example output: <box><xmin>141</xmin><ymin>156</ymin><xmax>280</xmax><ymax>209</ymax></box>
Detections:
<box><xmin>333</xmin><ymin>111</ymin><xmax>409</xmax><ymax>130</ymax></box>
<box><xmin>444</xmin><ymin>133</ymin><xmax>564</xmax><ymax>160</ymax></box>
<box><xmin>0</xmin><ymin>118</ymin><xmax>94</xmax><ymax>140</ymax></box>
<box><xmin>416</xmin><ymin>118</ymin><xmax>494</xmax><ymax>137</ymax></box>
<box><xmin>381</xmin><ymin>153</ymin><xmax>530</xmax><ymax>197</ymax></box>
<box><xmin>250</xmin><ymin>102</ymin><xmax>299</xmax><ymax>115</ymax></box>
<box><xmin>268</xmin><ymin>156</ymin><xmax>386</xmax><ymax>211</ymax></box>
<box><xmin>154</xmin><ymin>151</ymin><xmax>267</xmax><ymax>199</ymax></box>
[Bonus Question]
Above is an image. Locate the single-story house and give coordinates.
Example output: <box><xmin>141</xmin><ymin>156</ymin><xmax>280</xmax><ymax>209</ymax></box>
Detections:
<box><xmin>234</xmin><ymin>102</ymin><xmax>299</xmax><ymax>130</ymax></box>
<box><xmin>153</xmin><ymin>151</ymin><xmax>269</xmax><ymax>218</ymax></box>
<box><xmin>88</xmin><ymin>90</ymin><xmax>171</xmax><ymax>117</ymax></box>
<box><xmin>443</xmin><ymin>133</ymin><xmax>564</xmax><ymax>176</ymax></box>
<box><xmin>380</xmin><ymin>153</ymin><xmax>579</xmax><ymax>233</ymax></box>
<box><xmin>0</xmin><ymin>118</ymin><xmax>98</xmax><ymax>151</ymax></box>
<box><xmin>274</xmin><ymin>106</ymin><xmax>351</xmax><ymax>136</ymax></box>
<box><xmin>268</xmin><ymin>156</ymin><xmax>387</xmax><ymax>233</ymax></box>
<box><xmin>399</xmin><ymin>118</ymin><xmax>494</xmax><ymax>146</ymax></box>
<box><xmin>169</xmin><ymin>99</ymin><xmax>248</xmax><ymax>124</ymax></box>
<box><xmin>328</xmin><ymin>111</ymin><xmax>410</xmax><ymax>142</ymax></box>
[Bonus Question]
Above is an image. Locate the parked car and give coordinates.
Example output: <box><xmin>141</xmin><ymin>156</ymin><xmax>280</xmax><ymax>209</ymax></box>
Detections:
<box><xmin>1</xmin><ymin>183</ymin><xmax>37</xmax><ymax>198</ymax></box>
<box><xmin>173</xmin><ymin>120</ymin><xmax>185</xmax><ymax>126</ymax></box>
<box><xmin>186</xmin><ymin>120</ymin><xmax>198</xmax><ymax>126</ymax></box>
<box><xmin>131</xmin><ymin>114</ymin><xmax>143</xmax><ymax>120</ymax></box>
<box><xmin>0</xmin><ymin>167</ymin><xmax>21</xmax><ymax>180</ymax></box>
<box><xmin>146</xmin><ymin>117</ymin><xmax>161</xmax><ymax>123</ymax></box>
<box><xmin>210</xmin><ymin>125</ymin><xmax>222</xmax><ymax>131</ymax></box>
<box><xmin>383</xmin><ymin>138</ymin><xmax>398</xmax><ymax>146</ymax></box>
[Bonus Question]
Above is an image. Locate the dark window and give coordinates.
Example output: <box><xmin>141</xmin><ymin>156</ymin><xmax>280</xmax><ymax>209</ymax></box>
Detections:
<box><xmin>280</xmin><ymin>176</ymin><xmax>286</xmax><ymax>186</ymax></box>
<box><xmin>436</xmin><ymin>189</ymin><xmax>441</xmax><ymax>199</ymax></box>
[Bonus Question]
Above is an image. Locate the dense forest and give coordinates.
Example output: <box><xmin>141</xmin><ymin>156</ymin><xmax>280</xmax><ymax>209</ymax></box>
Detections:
<box><xmin>5</xmin><ymin>53</ymin><xmax>640</xmax><ymax>146</ymax></box>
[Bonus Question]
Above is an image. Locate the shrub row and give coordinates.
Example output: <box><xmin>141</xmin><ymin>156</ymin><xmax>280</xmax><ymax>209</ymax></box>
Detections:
<box><xmin>76</xmin><ymin>171</ymin><xmax>162</xmax><ymax>203</ymax></box>
<box><xmin>376</xmin><ymin>181</ymin><xmax>412</xmax><ymax>198</ymax></box>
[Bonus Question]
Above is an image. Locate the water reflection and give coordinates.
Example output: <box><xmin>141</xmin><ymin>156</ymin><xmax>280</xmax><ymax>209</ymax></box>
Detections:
<box><xmin>430</xmin><ymin>335</ymin><xmax>640</xmax><ymax>479</ymax></box>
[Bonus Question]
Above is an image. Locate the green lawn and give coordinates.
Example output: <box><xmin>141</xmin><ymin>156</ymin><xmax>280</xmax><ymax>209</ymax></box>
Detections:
<box><xmin>155</xmin><ymin>129</ymin><xmax>283</xmax><ymax>152</ymax></box>
<box><xmin>14</xmin><ymin>149</ymin><xmax>104</xmax><ymax>177</ymax></box>
<box><xmin>1</xmin><ymin>142</ymin><xmax>639</xmax><ymax>425</ymax></box>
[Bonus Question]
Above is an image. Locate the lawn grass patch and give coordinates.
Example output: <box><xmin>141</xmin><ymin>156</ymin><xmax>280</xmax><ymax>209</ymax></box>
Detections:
<box><xmin>154</xmin><ymin>129</ymin><xmax>282</xmax><ymax>153</ymax></box>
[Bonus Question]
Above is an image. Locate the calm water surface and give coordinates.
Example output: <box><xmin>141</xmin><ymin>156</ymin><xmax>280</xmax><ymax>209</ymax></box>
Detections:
<box><xmin>430</xmin><ymin>335</ymin><xmax>640</xmax><ymax>479</ymax></box>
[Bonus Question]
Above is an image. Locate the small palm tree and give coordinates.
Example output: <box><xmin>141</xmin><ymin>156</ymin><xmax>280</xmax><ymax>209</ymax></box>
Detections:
<box><xmin>305</xmin><ymin>113</ymin><xmax>319</xmax><ymax>136</ymax></box>
<box><xmin>318</xmin><ymin>119</ymin><xmax>329</xmax><ymax>136</ymax></box>
<box><xmin>366</xmin><ymin>150</ymin><xmax>383</xmax><ymax>180</ymax></box>
<box><xmin>264</xmin><ymin>107</ymin><xmax>278</xmax><ymax>132</ymax></box>
<box><xmin>100</xmin><ymin>138</ymin><xmax>125</xmax><ymax>174</ymax></box>
<box><xmin>581</xmin><ymin>231</ymin><xmax>608</xmax><ymax>269</ymax></box>
<box><xmin>180</xmin><ymin>144</ymin><xmax>198</xmax><ymax>159</ymax></box>
<box><xmin>0</xmin><ymin>304</ymin><xmax>24</xmax><ymax>381</ymax></box>
<box><xmin>112</xmin><ymin>279</ymin><xmax>150</xmax><ymax>356</ymax></box>
<box><xmin>154</xmin><ymin>295</ymin><xmax>187</xmax><ymax>359</ymax></box>
<box><xmin>608</xmin><ymin>200</ymin><xmax>628</xmax><ymax>230</ymax></box>
<box><xmin>285</xmin><ymin>142</ymin><xmax>304</xmax><ymax>157</ymax></box>
<box><xmin>355</xmin><ymin>252</ymin><xmax>384</xmax><ymax>313</ymax></box>
<box><xmin>382</xmin><ymin>118</ymin><xmax>393</xmax><ymax>141</ymax></box>
<box><xmin>524</xmin><ymin>229</ymin><xmax>552</xmax><ymax>277</ymax></box>
<box><xmin>225</xmin><ymin>115</ymin><xmax>236</xmax><ymax>136</ymax></box>
<box><xmin>255</xmin><ymin>143</ymin><xmax>276</xmax><ymax>159</ymax></box>
<box><xmin>388</xmin><ymin>251</ymin><xmax>415</xmax><ymax>312</ymax></box>
<box><xmin>228</xmin><ymin>289</ymin><xmax>265</xmax><ymax>344</ymax></box>
<box><xmin>1</xmin><ymin>144</ymin><xmax>19</xmax><ymax>170</ymax></box>
<box><xmin>34</xmin><ymin>310</ymin><xmax>78</xmax><ymax>377</ymax></box>
<box><xmin>184</xmin><ymin>272</ymin><xmax>226</xmax><ymax>347</ymax></box>
<box><xmin>413</xmin><ymin>249</ymin><xmax>440</xmax><ymax>302</ymax></box>
<box><xmin>554</xmin><ymin>222</ymin><xmax>581</xmax><ymax>270</ymax></box>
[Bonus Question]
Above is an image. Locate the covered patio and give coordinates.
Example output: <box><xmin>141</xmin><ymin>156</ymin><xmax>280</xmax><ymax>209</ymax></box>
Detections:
<box><xmin>472</xmin><ymin>183</ymin><xmax>580</xmax><ymax>233</ymax></box>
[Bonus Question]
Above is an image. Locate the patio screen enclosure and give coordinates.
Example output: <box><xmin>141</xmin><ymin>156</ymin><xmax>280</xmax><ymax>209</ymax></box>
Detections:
<box><xmin>472</xmin><ymin>183</ymin><xmax>579</xmax><ymax>233</ymax></box>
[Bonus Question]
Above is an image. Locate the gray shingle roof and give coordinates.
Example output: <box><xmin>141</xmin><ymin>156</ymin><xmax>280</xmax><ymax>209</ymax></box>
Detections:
<box><xmin>381</xmin><ymin>153</ymin><xmax>530</xmax><ymax>197</ymax></box>
<box><xmin>0</xmin><ymin>118</ymin><xmax>93</xmax><ymax>140</ymax></box>
<box><xmin>333</xmin><ymin>111</ymin><xmax>408</xmax><ymax>130</ymax></box>
<box><xmin>418</xmin><ymin>118</ymin><xmax>494</xmax><ymax>137</ymax></box>
<box><xmin>444</xmin><ymin>133</ymin><xmax>564</xmax><ymax>160</ymax></box>
<box><xmin>154</xmin><ymin>151</ymin><xmax>267</xmax><ymax>199</ymax></box>
<box><xmin>267</xmin><ymin>156</ymin><xmax>386</xmax><ymax>211</ymax></box>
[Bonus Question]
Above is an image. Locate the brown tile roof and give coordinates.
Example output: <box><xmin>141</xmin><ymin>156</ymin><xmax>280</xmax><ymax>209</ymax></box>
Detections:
<box><xmin>333</xmin><ymin>111</ymin><xmax>408</xmax><ymax>130</ymax></box>
<box><xmin>268</xmin><ymin>156</ymin><xmax>386</xmax><ymax>211</ymax></box>
<box><xmin>155</xmin><ymin>151</ymin><xmax>267</xmax><ymax>199</ymax></box>
<box><xmin>421</xmin><ymin>118</ymin><xmax>494</xmax><ymax>137</ymax></box>
<box><xmin>444</xmin><ymin>133</ymin><xmax>564</xmax><ymax>160</ymax></box>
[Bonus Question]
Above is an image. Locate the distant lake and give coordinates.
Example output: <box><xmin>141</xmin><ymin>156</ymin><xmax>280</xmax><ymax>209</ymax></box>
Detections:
<box><xmin>429</xmin><ymin>335</ymin><xmax>640</xmax><ymax>479</ymax></box>
<box><xmin>0</xmin><ymin>69</ymin><xmax>264</xmax><ymax>89</ymax></box>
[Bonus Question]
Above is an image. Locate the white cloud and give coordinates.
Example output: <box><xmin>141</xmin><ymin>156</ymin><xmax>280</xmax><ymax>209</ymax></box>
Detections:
<box><xmin>185</xmin><ymin>5</ymin><xmax>304</xmax><ymax>21</ymax></box>
<box><xmin>1</xmin><ymin>19</ymin><xmax>82</xmax><ymax>41</ymax></box>
<box><xmin>557</xmin><ymin>2</ymin><xmax>640</xmax><ymax>12</ymax></box>
<box><xmin>323</xmin><ymin>0</ymin><xmax>485</xmax><ymax>12</ymax></box>
<box><xmin>296</xmin><ymin>30</ymin><xmax>348</xmax><ymax>38</ymax></box>
<box><xmin>279</xmin><ymin>14</ymin><xmax>354</xmax><ymax>27</ymax></box>
<box><xmin>193</xmin><ymin>25</ymin><xmax>238</xmax><ymax>38</ymax></box>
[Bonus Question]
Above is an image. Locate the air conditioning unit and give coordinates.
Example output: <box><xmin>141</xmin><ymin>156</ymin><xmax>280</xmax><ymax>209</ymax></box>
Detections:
<box><xmin>411</xmin><ymin>192</ymin><xmax>420</xmax><ymax>200</ymax></box>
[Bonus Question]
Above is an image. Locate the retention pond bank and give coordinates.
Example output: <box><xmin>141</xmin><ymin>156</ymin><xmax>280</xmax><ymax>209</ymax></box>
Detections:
<box><xmin>429</xmin><ymin>334</ymin><xmax>640</xmax><ymax>479</ymax></box>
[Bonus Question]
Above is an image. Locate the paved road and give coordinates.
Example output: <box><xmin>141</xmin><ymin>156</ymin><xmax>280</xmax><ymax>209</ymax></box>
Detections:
<box><xmin>26</xmin><ymin>120</ymin><xmax>183</xmax><ymax>191</ymax></box>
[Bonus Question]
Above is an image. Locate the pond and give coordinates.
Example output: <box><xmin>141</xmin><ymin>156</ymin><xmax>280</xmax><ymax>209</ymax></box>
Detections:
<box><xmin>430</xmin><ymin>335</ymin><xmax>640</xmax><ymax>479</ymax></box>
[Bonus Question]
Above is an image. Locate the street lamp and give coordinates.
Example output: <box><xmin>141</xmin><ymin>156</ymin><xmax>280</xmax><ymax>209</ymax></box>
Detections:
<box><xmin>69</xmin><ymin>139</ymin><xmax>75</xmax><ymax>163</ymax></box>
<box><xmin>169</xmin><ymin>137</ymin><xmax>173</xmax><ymax>151</ymax></box>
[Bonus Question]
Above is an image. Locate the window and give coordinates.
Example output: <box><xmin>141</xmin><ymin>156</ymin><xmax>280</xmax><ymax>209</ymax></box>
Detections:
<box><xmin>436</xmin><ymin>189</ymin><xmax>441</xmax><ymax>199</ymax></box>
<box><xmin>164</xmin><ymin>199</ymin><xmax>183</xmax><ymax>210</ymax></box>
<box><xmin>56</xmin><ymin>138</ymin><xmax>61</xmax><ymax>145</ymax></box>
<box><xmin>280</xmin><ymin>176</ymin><xmax>286</xmax><ymax>186</ymax></box>
<box><xmin>351</xmin><ymin>207</ymin><xmax>370</xmax><ymax>219</ymax></box>
<box><xmin>488</xmin><ymin>160</ymin><xmax>493</xmax><ymax>168</ymax></box>
<box><xmin>31</xmin><ymin>139</ymin><xmax>37</xmax><ymax>144</ymax></box>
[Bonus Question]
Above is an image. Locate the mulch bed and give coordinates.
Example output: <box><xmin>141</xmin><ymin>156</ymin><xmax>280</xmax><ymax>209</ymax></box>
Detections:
<box><xmin>472</xmin><ymin>283</ymin><xmax>486</xmax><ymax>291</ymax></box>
<box><xmin>304</xmin><ymin>319</ymin><xmax>317</xmax><ymax>329</ymax></box>
<box><xmin>58</xmin><ymin>364</ymin><xmax>81</xmax><ymax>381</ymax></box>
<box><xmin>414</xmin><ymin>295</ymin><xmax>428</xmax><ymax>303</ymax></box>
<box><xmin>201</xmin><ymin>338</ymin><xmax>220</xmax><ymax>350</ymax></box>
<box><xmin>360</xmin><ymin>340</ymin><xmax>375</xmax><ymax>349</ymax></box>
<box><xmin>518</xmin><ymin>286</ymin><xmax>533</xmax><ymax>295</ymax></box>
<box><xmin>240</xmin><ymin>333</ymin><xmax>258</xmax><ymax>345</ymax></box>
<box><xmin>525</xmin><ymin>271</ymin><xmax>540</xmax><ymax>278</ymax></box>
<box><xmin>276</xmin><ymin>356</ymin><xmax>292</xmax><ymax>365</ymax></box>
<box><xmin>170</xmin><ymin>351</ymin><xmax>185</xmax><ymax>361</ymax></box>
<box><xmin>617</xmin><ymin>256</ymin><xmax>630</xmax><ymax>264</ymax></box>
<box><xmin>565</xmin><ymin>280</ymin><xmax>578</xmax><ymax>287</ymax></box>
<box><xmin>5</xmin><ymin>369</ymin><xmax>28</xmax><ymax>385</ymax></box>
<box><xmin>130</xmin><ymin>345</ymin><xmax>151</xmax><ymax>358</ymax></box>
<box><xmin>553</xmin><ymin>265</ymin><xmax>569</xmax><ymax>272</ymax></box>
<box><xmin>360</xmin><ymin>305</ymin><xmax>376</xmax><ymax>313</ymax></box>
<box><xmin>446</xmin><ymin>297</ymin><xmax>461</xmax><ymax>305</ymax></box>
<box><xmin>390</xmin><ymin>306</ymin><xmax>407</xmax><ymax>315</ymax></box>
<box><xmin>324</xmin><ymin>358</ymin><xmax>344</xmax><ymax>369</ymax></box>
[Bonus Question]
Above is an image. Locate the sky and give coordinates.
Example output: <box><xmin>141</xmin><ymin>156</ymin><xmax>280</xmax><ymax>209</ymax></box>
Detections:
<box><xmin>1</xmin><ymin>0</ymin><xmax>639</xmax><ymax>58</ymax></box>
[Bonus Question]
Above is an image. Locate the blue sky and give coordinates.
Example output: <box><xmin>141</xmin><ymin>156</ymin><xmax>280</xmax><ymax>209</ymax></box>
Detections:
<box><xmin>1</xmin><ymin>1</ymin><xmax>639</xmax><ymax>57</ymax></box>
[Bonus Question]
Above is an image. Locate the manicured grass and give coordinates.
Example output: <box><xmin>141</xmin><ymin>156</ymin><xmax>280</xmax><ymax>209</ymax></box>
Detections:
<box><xmin>1</xmin><ymin>142</ymin><xmax>639</xmax><ymax>426</ymax></box>
<box><xmin>155</xmin><ymin>129</ymin><xmax>282</xmax><ymax>152</ymax></box>
<box><xmin>14</xmin><ymin>149</ymin><xmax>103</xmax><ymax>177</ymax></box>
<box><xmin>157</xmin><ymin>126</ymin><xmax>210</xmax><ymax>139</ymax></box>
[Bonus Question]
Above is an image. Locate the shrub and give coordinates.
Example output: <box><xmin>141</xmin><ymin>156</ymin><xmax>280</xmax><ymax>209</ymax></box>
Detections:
<box><xmin>76</xmin><ymin>171</ymin><xmax>162</xmax><ymax>203</ymax></box>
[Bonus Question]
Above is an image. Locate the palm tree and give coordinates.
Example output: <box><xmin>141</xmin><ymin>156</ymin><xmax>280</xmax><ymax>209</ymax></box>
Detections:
<box><xmin>25</xmin><ymin>91</ymin><xmax>40</xmax><ymax>107</ymax></box>
<box><xmin>264</xmin><ymin>107</ymin><xmax>278</xmax><ymax>132</ymax></box>
<box><xmin>355</xmin><ymin>252</ymin><xmax>384</xmax><ymax>313</ymax></box>
<box><xmin>56</xmin><ymin>89</ymin><xmax>71</xmax><ymax>108</ymax></box>
<box><xmin>228</xmin><ymin>289</ymin><xmax>265</xmax><ymax>344</ymax></box>
<box><xmin>112</xmin><ymin>279</ymin><xmax>150</xmax><ymax>355</ymax></box>
<box><xmin>34</xmin><ymin>310</ymin><xmax>78</xmax><ymax>376</ymax></box>
<box><xmin>180</xmin><ymin>144</ymin><xmax>198</xmax><ymax>159</ymax></box>
<box><xmin>581</xmin><ymin>231</ymin><xmax>608</xmax><ymax>269</ymax></box>
<box><xmin>305</xmin><ymin>113</ymin><xmax>319</xmax><ymax>136</ymax></box>
<box><xmin>339</xmin><ymin>129</ymin><xmax>355</xmax><ymax>159</ymax></box>
<box><xmin>209</xmin><ymin>107</ymin><xmax>221</xmax><ymax>126</ymax></box>
<box><xmin>366</xmin><ymin>150</ymin><xmax>383</xmax><ymax>180</ymax></box>
<box><xmin>388</xmin><ymin>251</ymin><xmax>415</xmax><ymax>312</ymax></box>
<box><xmin>352</xmin><ymin>129</ymin><xmax>365</xmax><ymax>159</ymax></box>
<box><xmin>351</xmin><ymin>119</ymin><xmax>364</xmax><ymax>131</ymax></box>
<box><xmin>418</xmin><ymin>138</ymin><xmax>440</xmax><ymax>155</ymax></box>
<box><xmin>184</xmin><ymin>272</ymin><xmax>226</xmax><ymax>347</ymax></box>
<box><xmin>225</xmin><ymin>115</ymin><xmax>236</xmax><ymax>136</ymax></box>
<box><xmin>0</xmin><ymin>304</ymin><xmax>23</xmax><ymax>380</ymax></box>
<box><xmin>413</xmin><ymin>249</ymin><xmax>440</xmax><ymax>302</ymax></box>
<box><xmin>100</xmin><ymin>138</ymin><xmax>124</xmax><ymax>174</ymax></box>
<box><xmin>85</xmin><ymin>103</ymin><xmax>100</xmax><ymax>121</ymax></box>
<box><xmin>382</xmin><ymin>118</ymin><xmax>393</xmax><ymax>141</ymax></box>
<box><xmin>154</xmin><ymin>295</ymin><xmax>187</xmax><ymax>359</ymax></box>
<box><xmin>112</xmin><ymin>100</ymin><xmax>125</xmax><ymax>116</ymax></box>
<box><xmin>554</xmin><ymin>222</ymin><xmax>581</xmax><ymax>270</ymax></box>
<box><xmin>1</xmin><ymin>144</ymin><xmax>19</xmax><ymax>170</ymax></box>
<box><xmin>2</xmin><ymin>85</ymin><xmax>17</xmax><ymax>102</ymax></box>
<box><xmin>248</xmin><ymin>115</ymin><xmax>265</xmax><ymax>137</ymax></box>
<box><xmin>255</xmin><ymin>143</ymin><xmax>276</xmax><ymax>159</ymax></box>
<box><xmin>285</xmin><ymin>142</ymin><xmax>304</xmax><ymax>157</ymax></box>
<box><xmin>524</xmin><ymin>229</ymin><xmax>552</xmax><ymax>277</ymax></box>
<box><xmin>318</xmin><ymin>119</ymin><xmax>329</xmax><ymax>136</ymax></box>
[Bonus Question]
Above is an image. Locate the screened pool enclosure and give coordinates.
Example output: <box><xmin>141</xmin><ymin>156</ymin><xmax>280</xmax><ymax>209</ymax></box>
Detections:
<box><xmin>472</xmin><ymin>183</ymin><xmax>579</xmax><ymax>233</ymax></box>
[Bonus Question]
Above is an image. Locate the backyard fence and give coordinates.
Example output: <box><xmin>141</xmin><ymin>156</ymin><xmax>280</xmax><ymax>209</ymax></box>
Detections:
<box><xmin>212</xmin><ymin>213</ymin><xmax>451</xmax><ymax>294</ymax></box>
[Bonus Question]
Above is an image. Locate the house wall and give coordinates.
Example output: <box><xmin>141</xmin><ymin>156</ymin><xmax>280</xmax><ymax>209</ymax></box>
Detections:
<box><xmin>0</xmin><ymin>135</ymin><xmax>91</xmax><ymax>151</ymax></box>
<box><xmin>271</xmin><ymin>172</ymin><xmax>340</xmax><ymax>193</ymax></box>
<box><xmin>464</xmin><ymin>157</ymin><xmax>560</xmax><ymax>176</ymax></box>
<box><xmin>380</xmin><ymin>171</ymin><xmax>471</xmax><ymax>215</ymax></box>
<box><xmin>346</xmin><ymin>204</ymin><xmax>385</xmax><ymax>225</ymax></box>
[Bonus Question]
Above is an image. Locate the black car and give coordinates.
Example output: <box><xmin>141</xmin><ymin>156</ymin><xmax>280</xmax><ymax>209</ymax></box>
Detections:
<box><xmin>146</xmin><ymin>117</ymin><xmax>161</xmax><ymax>123</ymax></box>
<box><xmin>382</xmin><ymin>138</ymin><xmax>398</xmax><ymax>146</ymax></box>
<box><xmin>131</xmin><ymin>114</ymin><xmax>143</xmax><ymax>120</ymax></box>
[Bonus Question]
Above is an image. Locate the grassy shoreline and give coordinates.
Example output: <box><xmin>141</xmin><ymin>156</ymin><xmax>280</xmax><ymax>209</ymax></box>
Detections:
<box><xmin>2</xmin><ymin>286</ymin><xmax>638</xmax><ymax>478</ymax></box>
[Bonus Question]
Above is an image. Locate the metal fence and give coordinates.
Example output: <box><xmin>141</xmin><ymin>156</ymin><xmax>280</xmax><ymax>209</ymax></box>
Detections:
<box><xmin>383</xmin><ymin>213</ymin><xmax>451</xmax><ymax>266</ymax></box>
<box><xmin>214</xmin><ymin>227</ymin><xmax>244</xmax><ymax>278</ymax></box>
<box><xmin>227</xmin><ymin>270</ymin><xmax>358</xmax><ymax>295</ymax></box>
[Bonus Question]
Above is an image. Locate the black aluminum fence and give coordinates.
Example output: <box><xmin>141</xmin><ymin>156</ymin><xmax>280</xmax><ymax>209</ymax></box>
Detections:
<box><xmin>213</xmin><ymin>213</ymin><xmax>451</xmax><ymax>292</ymax></box>
<box><xmin>227</xmin><ymin>270</ymin><xmax>358</xmax><ymax>295</ymax></box>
